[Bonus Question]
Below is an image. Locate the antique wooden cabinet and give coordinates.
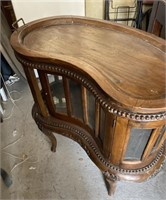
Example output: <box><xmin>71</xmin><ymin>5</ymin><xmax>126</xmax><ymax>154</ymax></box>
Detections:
<box><xmin>10</xmin><ymin>16</ymin><xmax>166</xmax><ymax>195</ymax></box>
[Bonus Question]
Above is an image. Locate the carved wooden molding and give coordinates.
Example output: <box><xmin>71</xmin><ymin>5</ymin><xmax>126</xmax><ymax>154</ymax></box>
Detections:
<box><xmin>103</xmin><ymin>171</ymin><xmax>118</xmax><ymax>181</ymax></box>
<box><xmin>32</xmin><ymin>104</ymin><xmax>165</xmax><ymax>178</ymax></box>
<box><xmin>18</xmin><ymin>56</ymin><xmax>166</xmax><ymax>122</ymax></box>
<box><xmin>146</xmin><ymin>159</ymin><xmax>165</xmax><ymax>181</ymax></box>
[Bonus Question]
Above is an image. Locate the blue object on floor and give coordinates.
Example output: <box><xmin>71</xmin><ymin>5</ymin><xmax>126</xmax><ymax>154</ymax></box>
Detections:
<box><xmin>1</xmin><ymin>168</ymin><xmax>12</xmax><ymax>187</ymax></box>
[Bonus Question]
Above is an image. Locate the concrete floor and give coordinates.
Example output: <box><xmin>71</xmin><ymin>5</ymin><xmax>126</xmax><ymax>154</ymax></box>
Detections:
<box><xmin>1</xmin><ymin>78</ymin><xmax>166</xmax><ymax>200</ymax></box>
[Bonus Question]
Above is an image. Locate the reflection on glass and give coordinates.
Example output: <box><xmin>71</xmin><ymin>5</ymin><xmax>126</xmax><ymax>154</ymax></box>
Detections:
<box><xmin>87</xmin><ymin>90</ymin><xmax>95</xmax><ymax>130</ymax></box>
<box><xmin>49</xmin><ymin>75</ymin><xmax>67</xmax><ymax>113</ymax></box>
<box><xmin>124</xmin><ymin>128</ymin><xmax>153</xmax><ymax>161</ymax></box>
<box><xmin>69</xmin><ymin>79</ymin><xmax>83</xmax><ymax>121</ymax></box>
<box><xmin>99</xmin><ymin>107</ymin><xmax>105</xmax><ymax>143</ymax></box>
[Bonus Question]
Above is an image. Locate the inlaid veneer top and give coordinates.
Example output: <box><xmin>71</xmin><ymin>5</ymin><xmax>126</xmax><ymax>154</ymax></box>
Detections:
<box><xmin>11</xmin><ymin>16</ymin><xmax>166</xmax><ymax>113</ymax></box>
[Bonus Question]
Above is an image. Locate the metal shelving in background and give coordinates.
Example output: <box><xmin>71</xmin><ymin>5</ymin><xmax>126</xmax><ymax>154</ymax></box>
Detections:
<box><xmin>104</xmin><ymin>0</ymin><xmax>144</xmax><ymax>28</ymax></box>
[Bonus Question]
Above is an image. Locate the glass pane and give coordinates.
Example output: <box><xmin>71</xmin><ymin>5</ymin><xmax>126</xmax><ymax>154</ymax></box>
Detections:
<box><xmin>49</xmin><ymin>75</ymin><xmax>67</xmax><ymax>113</ymax></box>
<box><xmin>151</xmin><ymin>126</ymin><xmax>166</xmax><ymax>154</ymax></box>
<box><xmin>69</xmin><ymin>79</ymin><xmax>83</xmax><ymax>121</ymax></box>
<box><xmin>99</xmin><ymin>107</ymin><xmax>105</xmax><ymax>143</ymax></box>
<box><xmin>87</xmin><ymin>90</ymin><xmax>95</xmax><ymax>130</ymax></box>
<box><xmin>37</xmin><ymin>78</ymin><xmax>42</xmax><ymax>90</ymax></box>
<box><xmin>124</xmin><ymin>128</ymin><xmax>153</xmax><ymax>161</ymax></box>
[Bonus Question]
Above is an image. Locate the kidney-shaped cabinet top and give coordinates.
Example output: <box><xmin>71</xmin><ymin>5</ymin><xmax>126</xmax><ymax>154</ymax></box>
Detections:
<box><xmin>10</xmin><ymin>16</ymin><xmax>166</xmax><ymax>114</ymax></box>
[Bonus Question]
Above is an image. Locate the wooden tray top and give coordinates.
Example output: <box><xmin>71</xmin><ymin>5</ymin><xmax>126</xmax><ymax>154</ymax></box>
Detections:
<box><xmin>10</xmin><ymin>16</ymin><xmax>166</xmax><ymax>113</ymax></box>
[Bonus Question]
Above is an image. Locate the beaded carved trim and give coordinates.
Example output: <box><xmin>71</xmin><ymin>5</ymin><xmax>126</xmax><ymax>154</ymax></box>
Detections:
<box><xmin>103</xmin><ymin>171</ymin><xmax>118</xmax><ymax>181</ymax></box>
<box><xmin>18</xmin><ymin>56</ymin><xmax>166</xmax><ymax>122</ymax></box>
<box><xmin>34</xmin><ymin>109</ymin><xmax>165</xmax><ymax>175</ymax></box>
<box><xmin>146</xmin><ymin>159</ymin><xmax>165</xmax><ymax>181</ymax></box>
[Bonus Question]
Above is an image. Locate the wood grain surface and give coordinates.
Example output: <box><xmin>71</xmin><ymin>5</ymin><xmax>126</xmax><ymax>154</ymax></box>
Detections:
<box><xmin>10</xmin><ymin>16</ymin><xmax>166</xmax><ymax>113</ymax></box>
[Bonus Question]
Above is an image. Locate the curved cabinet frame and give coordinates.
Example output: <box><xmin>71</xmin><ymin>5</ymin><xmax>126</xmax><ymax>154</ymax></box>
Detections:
<box><xmin>19</xmin><ymin>56</ymin><xmax>166</xmax><ymax>195</ymax></box>
<box><xmin>10</xmin><ymin>16</ymin><xmax>166</xmax><ymax>196</ymax></box>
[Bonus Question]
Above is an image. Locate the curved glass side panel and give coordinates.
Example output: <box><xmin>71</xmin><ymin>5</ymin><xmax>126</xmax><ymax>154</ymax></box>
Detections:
<box><xmin>87</xmin><ymin>90</ymin><xmax>95</xmax><ymax>130</ymax></box>
<box><xmin>151</xmin><ymin>125</ymin><xmax>166</xmax><ymax>154</ymax></box>
<box><xmin>69</xmin><ymin>79</ymin><xmax>83</xmax><ymax>121</ymax></box>
<box><xmin>99</xmin><ymin>107</ymin><xmax>106</xmax><ymax>144</ymax></box>
<box><xmin>124</xmin><ymin>128</ymin><xmax>153</xmax><ymax>161</ymax></box>
<box><xmin>49</xmin><ymin>75</ymin><xmax>67</xmax><ymax>114</ymax></box>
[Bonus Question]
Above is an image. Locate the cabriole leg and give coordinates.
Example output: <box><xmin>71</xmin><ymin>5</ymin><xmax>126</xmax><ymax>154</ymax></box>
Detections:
<box><xmin>103</xmin><ymin>171</ymin><xmax>117</xmax><ymax>196</ymax></box>
<box><xmin>40</xmin><ymin>126</ymin><xmax>57</xmax><ymax>152</ymax></box>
